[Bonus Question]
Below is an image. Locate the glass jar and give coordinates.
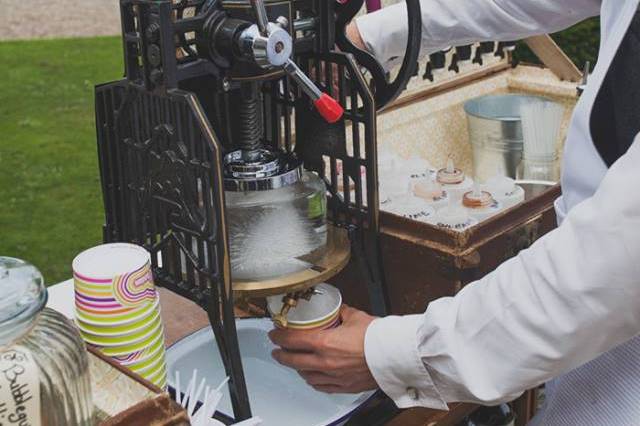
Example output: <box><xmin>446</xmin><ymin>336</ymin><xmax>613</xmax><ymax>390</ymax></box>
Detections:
<box><xmin>0</xmin><ymin>257</ymin><xmax>93</xmax><ymax>426</ymax></box>
<box><xmin>225</xmin><ymin>166</ymin><xmax>327</xmax><ymax>281</ymax></box>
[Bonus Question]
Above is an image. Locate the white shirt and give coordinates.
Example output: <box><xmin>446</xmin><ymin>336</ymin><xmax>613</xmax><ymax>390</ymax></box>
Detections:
<box><xmin>357</xmin><ymin>1</ymin><xmax>640</xmax><ymax>424</ymax></box>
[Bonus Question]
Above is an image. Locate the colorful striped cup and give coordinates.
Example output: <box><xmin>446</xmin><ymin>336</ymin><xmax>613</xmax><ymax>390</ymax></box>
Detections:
<box><xmin>78</xmin><ymin>309</ymin><xmax>163</xmax><ymax>346</ymax></box>
<box><xmin>72</xmin><ymin>244</ymin><xmax>168</xmax><ymax>390</ymax></box>
<box><xmin>112</xmin><ymin>332</ymin><xmax>165</xmax><ymax>366</ymax></box>
<box><xmin>267</xmin><ymin>283</ymin><xmax>342</xmax><ymax>331</ymax></box>
<box><xmin>73</xmin><ymin>244</ymin><xmax>156</xmax><ymax>314</ymax></box>
<box><xmin>75</xmin><ymin>295</ymin><xmax>160</xmax><ymax>326</ymax></box>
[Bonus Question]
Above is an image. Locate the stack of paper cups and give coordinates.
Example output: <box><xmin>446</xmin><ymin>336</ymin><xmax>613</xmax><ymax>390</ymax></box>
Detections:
<box><xmin>72</xmin><ymin>243</ymin><xmax>168</xmax><ymax>389</ymax></box>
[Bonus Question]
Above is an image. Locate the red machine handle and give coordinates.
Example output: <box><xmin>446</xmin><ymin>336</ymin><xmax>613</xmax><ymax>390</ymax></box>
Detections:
<box><xmin>284</xmin><ymin>59</ymin><xmax>344</xmax><ymax>123</ymax></box>
<box><xmin>314</xmin><ymin>93</ymin><xmax>344</xmax><ymax>123</ymax></box>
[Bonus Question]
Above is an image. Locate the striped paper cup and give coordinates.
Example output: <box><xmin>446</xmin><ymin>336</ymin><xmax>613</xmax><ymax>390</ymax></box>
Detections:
<box><xmin>282</xmin><ymin>311</ymin><xmax>341</xmax><ymax>331</ymax></box>
<box><xmin>72</xmin><ymin>244</ymin><xmax>157</xmax><ymax>318</ymax></box>
<box><xmin>75</xmin><ymin>295</ymin><xmax>160</xmax><ymax>327</ymax></box>
<box><xmin>79</xmin><ymin>313</ymin><xmax>163</xmax><ymax>347</ymax></box>
<box><xmin>73</xmin><ymin>243</ymin><xmax>169</xmax><ymax>390</ymax></box>
<box><xmin>75</xmin><ymin>305</ymin><xmax>161</xmax><ymax>338</ymax></box>
<box><xmin>95</xmin><ymin>323</ymin><xmax>167</xmax><ymax>357</ymax></box>
<box><xmin>267</xmin><ymin>283</ymin><xmax>342</xmax><ymax>331</ymax></box>
<box><xmin>111</xmin><ymin>331</ymin><xmax>165</xmax><ymax>366</ymax></box>
<box><xmin>147</xmin><ymin>363</ymin><xmax>168</xmax><ymax>389</ymax></box>
<box><xmin>73</xmin><ymin>280</ymin><xmax>157</xmax><ymax>314</ymax></box>
<box><xmin>128</xmin><ymin>345</ymin><xmax>166</xmax><ymax>375</ymax></box>
<box><xmin>139</xmin><ymin>355</ymin><xmax>166</xmax><ymax>382</ymax></box>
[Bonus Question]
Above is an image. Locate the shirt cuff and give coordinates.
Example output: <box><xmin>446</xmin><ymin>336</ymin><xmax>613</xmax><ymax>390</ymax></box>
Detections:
<box><xmin>364</xmin><ymin>315</ymin><xmax>448</xmax><ymax>410</ymax></box>
<box><xmin>354</xmin><ymin>3</ymin><xmax>407</xmax><ymax>71</ymax></box>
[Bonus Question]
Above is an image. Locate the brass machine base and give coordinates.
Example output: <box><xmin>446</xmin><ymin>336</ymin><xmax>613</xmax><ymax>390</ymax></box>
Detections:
<box><xmin>232</xmin><ymin>225</ymin><xmax>350</xmax><ymax>299</ymax></box>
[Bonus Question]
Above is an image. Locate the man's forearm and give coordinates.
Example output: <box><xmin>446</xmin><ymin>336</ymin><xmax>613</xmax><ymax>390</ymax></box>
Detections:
<box><xmin>354</xmin><ymin>0</ymin><xmax>600</xmax><ymax>69</ymax></box>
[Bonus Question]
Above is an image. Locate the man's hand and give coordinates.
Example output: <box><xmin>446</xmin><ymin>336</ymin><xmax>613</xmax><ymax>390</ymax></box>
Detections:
<box><xmin>269</xmin><ymin>305</ymin><xmax>378</xmax><ymax>394</ymax></box>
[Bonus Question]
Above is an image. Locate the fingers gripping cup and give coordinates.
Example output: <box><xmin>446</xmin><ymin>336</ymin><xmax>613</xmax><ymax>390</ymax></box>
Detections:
<box><xmin>267</xmin><ymin>283</ymin><xmax>342</xmax><ymax>331</ymax></box>
<box><xmin>72</xmin><ymin>243</ymin><xmax>168</xmax><ymax>389</ymax></box>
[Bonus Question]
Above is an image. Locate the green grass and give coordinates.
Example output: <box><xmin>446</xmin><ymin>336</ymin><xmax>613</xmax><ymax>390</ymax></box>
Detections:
<box><xmin>516</xmin><ymin>18</ymin><xmax>601</xmax><ymax>69</ymax></box>
<box><xmin>0</xmin><ymin>37</ymin><xmax>123</xmax><ymax>285</ymax></box>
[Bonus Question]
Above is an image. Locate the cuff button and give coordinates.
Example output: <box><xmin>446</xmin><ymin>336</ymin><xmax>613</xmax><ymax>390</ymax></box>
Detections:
<box><xmin>406</xmin><ymin>387</ymin><xmax>420</xmax><ymax>400</ymax></box>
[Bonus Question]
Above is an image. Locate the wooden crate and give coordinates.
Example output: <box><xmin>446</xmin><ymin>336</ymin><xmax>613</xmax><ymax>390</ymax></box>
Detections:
<box><xmin>87</xmin><ymin>346</ymin><xmax>188</xmax><ymax>425</ymax></box>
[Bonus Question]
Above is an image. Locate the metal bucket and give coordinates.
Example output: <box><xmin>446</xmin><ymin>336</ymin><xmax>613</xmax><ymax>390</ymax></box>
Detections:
<box><xmin>464</xmin><ymin>94</ymin><xmax>551</xmax><ymax>182</ymax></box>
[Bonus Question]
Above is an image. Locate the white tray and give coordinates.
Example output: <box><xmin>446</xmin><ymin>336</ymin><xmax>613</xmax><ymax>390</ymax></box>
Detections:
<box><xmin>166</xmin><ymin>318</ymin><xmax>374</xmax><ymax>426</ymax></box>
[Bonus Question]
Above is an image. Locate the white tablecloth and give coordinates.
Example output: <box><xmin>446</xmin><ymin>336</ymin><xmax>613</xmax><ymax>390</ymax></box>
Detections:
<box><xmin>47</xmin><ymin>279</ymin><xmax>75</xmax><ymax>319</ymax></box>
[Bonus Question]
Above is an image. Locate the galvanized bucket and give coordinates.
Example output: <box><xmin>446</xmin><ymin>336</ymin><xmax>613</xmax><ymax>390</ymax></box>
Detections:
<box><xmin>464</xmin><ymin>94</ymin><xmax>551</xmax><ymax>182</ymax></box>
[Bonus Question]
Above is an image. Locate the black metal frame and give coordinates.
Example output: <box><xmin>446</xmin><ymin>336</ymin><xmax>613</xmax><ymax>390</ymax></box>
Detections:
<box><xmin>291</xmin><ymin>51</ymin><xmax>389</xmax><ymax>315</ymax></box>
<box><xmin>96</xmin><ymin>83</ymin><xmax>251</xmax><ymax>418</ymax></box>
<box><xmin>95</xmin><ymin>0</ymin><xmax>405</xmax><ymax>422</ymax></box>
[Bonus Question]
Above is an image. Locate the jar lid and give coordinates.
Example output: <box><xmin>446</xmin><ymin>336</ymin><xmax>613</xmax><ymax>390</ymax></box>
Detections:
<box><xmin>0</xmin><ymin>257</ymin><xmax>47</xmax><ymax>324</ymax></box>
<box><xmin>463</xmin><ymin>184</ymin><xmax>495</xmax><ymax>209</ymax></box>
<box><xmin>224</xmin><ymin>150</ymin><xmax>303</xmax><ymax>192</ymax></box>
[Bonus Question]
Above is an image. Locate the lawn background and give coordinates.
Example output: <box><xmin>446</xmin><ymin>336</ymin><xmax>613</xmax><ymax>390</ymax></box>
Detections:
<box><xmin>0</xmin><ymin>21</ymin><xmax>600</xmax><ymax>285</ymax></box>
<box><xmin>0</xmin><ymin>37</ymin><xmax>123</xmax><ymax>284</ymax></box>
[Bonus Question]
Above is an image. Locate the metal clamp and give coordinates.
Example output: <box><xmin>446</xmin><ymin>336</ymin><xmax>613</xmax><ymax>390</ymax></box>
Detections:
<box><xmin>239</xmin><ymin>0</ymin><xmax>343</xmax><ymax>123</ymax></box>
<box><xmin>272</xmin><ymin>287</ymin><xmax>322</xmax><ymax>328</ymax></box>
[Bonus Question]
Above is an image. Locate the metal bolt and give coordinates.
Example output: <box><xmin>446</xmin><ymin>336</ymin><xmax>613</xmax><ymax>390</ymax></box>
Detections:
<box><xmin>275</xmin><ymin>41</ymin><xmax>285</xmax><ymax>54</ymax></box>
<box><xmin>222</xmin><ymin>78</ymin><xmax>231</xmax><ymax>92</ymax></box>
<box><xmin>276</xmin><ymin>16</ymin><xmax>289</xmax><ymax>29</ymax></box>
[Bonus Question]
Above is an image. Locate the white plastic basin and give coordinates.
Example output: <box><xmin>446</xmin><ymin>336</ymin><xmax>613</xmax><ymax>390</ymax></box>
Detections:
<box><xmin>166</xmin><ymin>318</ymin><xmax>374</xmax><ymax>425</ymax></box>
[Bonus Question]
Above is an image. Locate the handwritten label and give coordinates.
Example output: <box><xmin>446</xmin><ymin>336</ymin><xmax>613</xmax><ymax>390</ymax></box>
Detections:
<box><xmin>0</xmin><ymin>347</ymin><xmax>40</xmax><ymax>426</ymax></box>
